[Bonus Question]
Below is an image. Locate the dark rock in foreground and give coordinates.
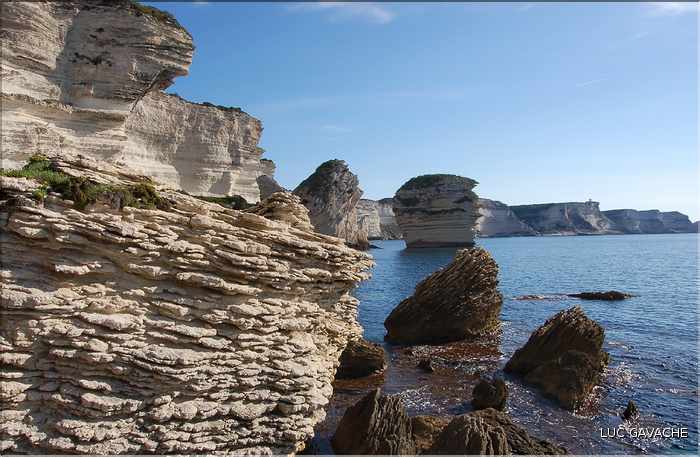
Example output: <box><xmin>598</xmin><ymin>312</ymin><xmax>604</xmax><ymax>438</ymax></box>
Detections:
<box><xmin>417</xmin><ymin>358</ymin><xmax>436</xmax><ymax>373</ymax></box>
<box><xmin>621</xmin><ymin>400</ymin><xmax>639</xmax><ymax>421</ymax></box>
<box><xmin>472</xmin><ymin>377</ymin><xmax>508</xmax><ymax>411</ymax></box>
<box><xmin>336</xmin><ymin>338</ymin><xmax>386</xmax><ymax>379</ymax></box>
<box><xmin>427</xmin><ymin>408</ymin><xmax>566</xmax><ymax>455</ymax></box>
<box><xmin>331</xmin><ymin>389</ymin><xmax>415</xmax><ymax>455</ymax></box>
<box><xmin>505</xmin><ymin>306</ymin><xmax>609</xmax><ymax>410</ymax></box>
<box><xmin>411</xmin><ymin>416</ymin><xmax>452</xmax><ymax>453</ymax></box>
<box><xmin>384</xmin><ymin>247</ymin><xmax>502</xmax><ymax>345</ymax></box>
<box><xmin>568</xmin><ymin>290</ymin><xmax>632</xmax><ymax>301</ymax></box>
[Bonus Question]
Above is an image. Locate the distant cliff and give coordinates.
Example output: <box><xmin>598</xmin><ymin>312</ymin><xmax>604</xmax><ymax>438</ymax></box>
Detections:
<box><xmin>1</xmin><ymin>0</ymin><xmax>269</xmax><ymax>202</ymax></box>
<box><xmin>356</xmin><ymin>198</ymin><xmax>402</xmax><ymax>240</ymax></box>
<box><xmin>510</xmin><ymin>201</ymin><xmax>616</xmax><ymax>236</ymax></box>
<box><xmin>476</xmin><ymin>198</ymin><xmax>537</xmax><ymax>238</ymax></box>
<box><xmin>603</xmin><ymin>209</ymin><xmax>696</xmax><ymax>234</ymax></box>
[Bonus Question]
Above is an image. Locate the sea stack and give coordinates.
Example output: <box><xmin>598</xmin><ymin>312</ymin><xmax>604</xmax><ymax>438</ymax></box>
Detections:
<box><xmin>293</xmin><ymin>159</ymin><xmax>368</xmax><ymax>249</ymax></box>
<box><xmin>393</xmin><ymin>174</ymin><xmax>479</xmax><ymax>248</ymax></box>
<box><xmin>505</xmin><ymin>306</ymin><xmax>609</xmax><ymax>410</ymax></box>
<box><xmin>384</xmin><ymin>247</ymin><xmax>502</xmax><ymax>344</ymax></box>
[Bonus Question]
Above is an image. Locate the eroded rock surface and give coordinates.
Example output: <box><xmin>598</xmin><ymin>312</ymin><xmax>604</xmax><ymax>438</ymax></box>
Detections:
<box><xmin>476</xmin><ymin>198</ymin><xmax>537</xmax><ymax>237</ymax></box>
<box><xmin>331</xmin><ymin>389</ymin><xmax>415</xmax><ymax>455</ymax></box>
<box><xmin>505</xmin><ymin>306</ymin><xmax>609</xmax><ymax>410</ymax></box>
<box><xmin>336</xmin><ymin>338</ymin><xmax>386</xmax><ymax>379</ymax></box>
<box><xmin>2</xmin><ymin>1</ymin><xmax>267</xmax><ymax>201</ymax></box>
<box><xmin>293</xmin><ymin>160</ymin><xmax>368</xmax><ymax>249</ymax></box>
<box><xmin>393</xmin><ymin>174</ymin><xmax>479</xmax><ymax>248</ymax></box>
<box><xmin>384</xmin><ymin>247</ymin><xmax>502</xmax><ymax>345</ymax></box>
<box><xmin>471</xmin><ymin>377</ymin><xmax>508</xmax><ymax>411</ymax></box>
<box><xmin>603</xmin><ymin>209</ymin><xmax>696</xmax><ymax>234</ymax></box>
<box><xmin>356</xmin><ymin>199</ymin><xmax>402</xmax><ymax>240</ymax></box>
<box><xmin>0</xmin><ymin>156</ymin><xmax>373</xmax><ymax>454</ymax></box>
<box><xmin>511</xmin><ymin>201</ymin><xmax>615</xmax><ymax>235</ymax></box>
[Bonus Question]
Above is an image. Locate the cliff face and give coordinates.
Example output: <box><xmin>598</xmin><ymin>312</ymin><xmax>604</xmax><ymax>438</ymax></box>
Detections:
<box><xmin>0</xmin><ymin>156</ymin><xmax>373</xmax><ymax>454</ymax></box>
<box><xmin>393</xmin><ymin>174</ymin><xmax>479</xmax><ymax>248</ymax></box>
<box><xmin>356</xmin><ymin>199</ymin><xmax>402</xmax><ymax>240</ymax></box>
<box><xmin>1</xmin><ymin>1</ymin><xmax>265</xmax><ymax>202</ymax></box>
<box><xmin>293</xmin><ymin>160</ymin><xmax>368</xmax><ymax>249</ymax></box>
<box><xmin>510</xmin><ymin>201</ymin><xmax>615</xmax><ymax>236</ymax></box>
<box><xmin>603</xmin><ymin>209</ymin><xmax>696</xmax><ymax>234</ymax></box>
<box><xmin>476</xmin><ymin>198</ymin><xmax>537</xmax><ymax>238</ymax></box>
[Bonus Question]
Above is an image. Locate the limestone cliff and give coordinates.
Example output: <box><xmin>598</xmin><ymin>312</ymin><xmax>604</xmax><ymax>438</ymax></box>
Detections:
<box><xmin>510</xmin><ymin>201</ymin><xmax>615</xmax><ymax>236</ymax></box>
<box><xmin>476</xmin><ymin>198</ymin><xmax>537</xmax><ymax>238</ymax></box>
<box><xmin>603</xmin><ymin>209</ymin><xmax>696</xmax><ymax>234</ymax></box>
<box><xmin>293</xmin><ymin>160</ymin><xmax>368</xmax><ymax>249</ymax></box>
<box><xmin>0</xmin><ymin>156</ymin><xmax>373</xmax><ymax>454</ymax></box>
<box><xmin>356</xmin><ymin>199</ymin><xmax>402</xmax><ymax>240</ymax></box>
<box><xmin>393</xmin><ymin>174</ymin><xmax>479</xmax><ymax>248</ymax></box>
<box><xmin>1</xmin><ymin>1</ymin><xmax>266</xmax><ymax>202</ymax></box>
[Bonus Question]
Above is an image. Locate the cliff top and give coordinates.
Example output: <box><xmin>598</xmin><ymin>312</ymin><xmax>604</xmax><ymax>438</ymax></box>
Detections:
<box><xmin>399</xmin><ymin>174</ymin><xmax>478</xmax><ymax>191</ymax></box>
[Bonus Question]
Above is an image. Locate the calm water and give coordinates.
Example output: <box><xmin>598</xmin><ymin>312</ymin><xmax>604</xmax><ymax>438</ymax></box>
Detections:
<box><xmin>313</xmin><ymin>234</ymin><xmax>699</xmax><ymax>454</ymax></box>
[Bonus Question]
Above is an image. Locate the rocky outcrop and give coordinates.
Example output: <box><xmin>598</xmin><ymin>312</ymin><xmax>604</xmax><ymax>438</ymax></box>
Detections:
<box><xmin>0</xmin><ymin>156</ymin><xmax>373</xmax><ymax>454</ymax></box>
<box><xmin>293</xmin><ymin>160</ymin><xmax>368</xmax><ymax>249</ymax></box>
<box><xmin>621</xmin><ymin>400</ymin><xmax>639</xmax><ymax>421</ymax></box>
<box><xmin>603</xmin><ymin>209</ymin><xmax>696</xmax><ymax>234</ymax></box>
<box><xmin>505</xmin><ymin>306</ymin><xmax>609</xmax><ymax>410</ymax></box>
<box><xmin>331</xmin><ymin>389</ymin><xmax>415</xmax><ymax>455</ymax></box>
<box><xmin>694</xmin><ymin>221</ymin><xmax>700</xmax><ymax>232</ymax></box>
<box><xmin>256</xmin><ymin>159</ymin><xmax>285</xmax><ymax>200</ymax></box>
<box><xmin>567</xmin><ymin>291</ymin><xmax>632</xmax><ymax>301</ymax></box>
<box><xmin>476</xmin><ymin>198</ymin><xmax>537</xmax><ymax>237</ymax></box>
<box><xmin>411</xmin><ymin>416</ymin><xmax>452</xmax><ymax>453</ymax></box>
<box><xmin>335</xmin><ymin>338</ymin><xmax>386</xmax><ymax>379</ymax></box>
<box><xmin>393</xmin><ymin>174</ymin><xmax>479</xmax><ymax>248</ymax></box>
<box><xmin>510</xmin><ymin>201</ymin><xmax>615</xmax><ymax>235</ymax></box>
<box><xmin>471</xmin><ymin>377</ymin><xmax>508</xmax><ymax>411</ymax></box>
<box><xmin>384</xmin><ymin>247</ymin><xmax>502</xmax><ymax>344</ymax></box>
<box><xmin>1</xmin><ymin>1</ymin><xmax>267</xmax><ymax>202</ymax></box>
<box><xmin>356</xmin><ymin>199</ymin><xmax>402</xmax><ymax>240</ymax></box>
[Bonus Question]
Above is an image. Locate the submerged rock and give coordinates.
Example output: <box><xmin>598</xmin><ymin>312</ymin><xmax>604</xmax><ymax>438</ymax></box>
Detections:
<box><xmin>472</xmin><ymin>377</ymin><xmax>508</xmax><ymax>411</ymax></box>
<box><xmin>384</xmin><ymin>247</ymin><xmax>502</xmax><ymax>345</ymax></box>
<box><xmin>293</xmin><ymin>159</ymin><xmax>368</xmax><ymax>249</ymax></box>
<box><xmin>331</xmin><ymin>389</ymin><xmax>415</xmax><ymax>455</ymax></box>
<box><xmin>621</xmin><ymin>400</ymin><xmax>639</xmax><ymax>421</ymax></box>
<box><xmin>393</xmin><ymin>174</ymin><xmax>479</xmax><ymax>248</ymax></box>
<box><xmin>336</xmin><ymin>338</ymin><xmax>386</xmax><ymax>379</ymax></box>
<box><xmin>505</xmin><ymin>306</ymin><xmax>609</xmax><ymax>410</ymax></box>
<box><xmin>567</xmin><ymin>291</ymin><xmax>632</xmax><ymax>301</ymax></box>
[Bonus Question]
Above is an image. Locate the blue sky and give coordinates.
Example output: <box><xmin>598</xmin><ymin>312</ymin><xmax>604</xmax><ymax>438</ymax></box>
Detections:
<box><xmin>149</xmin><ymin>2</ymin><xmax>698</xmax><ymax>220</ymax></box>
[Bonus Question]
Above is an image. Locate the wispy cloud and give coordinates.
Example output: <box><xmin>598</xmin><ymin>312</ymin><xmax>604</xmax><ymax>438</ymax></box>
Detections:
<box><xmin>646</xmin><ymin>2</ymin><xmax>698</xmax><ymax>16</ymax></box>
<box><xmin>288</xmin><ymin>2</ymin><xmax>395</xmax><ymax>24</ymax></box>
<box><xmin>576</xmin><ymin>78</ymin><xmax>606</xmax><ymax>88</ymax></box>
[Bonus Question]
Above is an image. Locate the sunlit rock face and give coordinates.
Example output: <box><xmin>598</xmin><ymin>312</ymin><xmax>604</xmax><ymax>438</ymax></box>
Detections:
<box><xmin>603</xmin><ymin>209</ymin><xmax>696</xmax><ymax>234</ymax></box>
<box><xmin>476</xmin><ymin>198</ymin><xmax>537</xmax><ymax>238</ymax></box>
<box><xmin>510</xmin><ymin>201</ymin><xmax>616</xmax><ymax>236</ymax></box>
<box><xmin>0</xmin><ymin>156</ymin><xmax>373</xmax><ymax>454</ymax></box>
<box><xmin>1</xmin><ymin>0</ymin><xmax>265</xmax><ymax>202</ymax></box>
<box><xmin>356</xmin><ymin>199</ymin><xmax>402</xmax><ymax>240</ymax></box>
<box><xmin>393</xmin><ymin>174</ymin><xmax>479</xmax><ymax>248</ymax></box>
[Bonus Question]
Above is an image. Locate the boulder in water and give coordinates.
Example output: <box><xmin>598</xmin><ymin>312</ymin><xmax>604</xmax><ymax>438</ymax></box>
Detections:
<box><xmin>621</xmin><ymin>400</ymin><xmax>639</xmax><ymax>421</ymax></box>
<box><xmin>336</xmin><ymin>338</ymin><xmax>386</xmax><ymax>379</ymax></box>
<box><xmin>567</xmin><ymin>291</ymin><xmax>632</xmax><ymax>301</ymax></box>
<box><xmin>504</xmin><ymin>306</ymin><xmax>609</xmax><ymax>410</ymax></box>
<box><xmin>472</xmin><ymin>377</ymin><xmax>508</xmax><ymax>411</ymax></box>
<box><xmin>384</xmin><ymin>247</ymin><xmax>502</xmax><ymax>344</ymax></box>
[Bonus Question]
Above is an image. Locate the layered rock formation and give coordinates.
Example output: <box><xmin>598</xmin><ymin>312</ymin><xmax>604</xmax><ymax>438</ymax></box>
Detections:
<box><xmin>356</xmin><ymin>199</ymin><xmax>402</xmax><ymax>240</ymax></box>
<box><xmin>0</xmin><ymin>156</ymin><xmax>373</xmax><ymax>454</ymax></box>
<box><xmin>476</xmin><ymin>198</ymin><xmax>537</xmax><ymax>238</ymax></box>
<box><xmin>293</xmin><ymin>160</ymin><xmax>368</xmax><ymax>249</ymax></box>
<box><xmin>505</xmin><ymin>306</ymin><xmax>609</xmax><ymax>411</ymax></box>
<box><xmin>256</xmin><ymin>158</ymin><xmax>285</xmax><ymax>200</ymax></box>
<box><xmin>1</xmin><ymin>1</ymin><xmax>267</xmax><ymax>202</ymax></box>
<box><xmin>510</xmin><ymin>201</ymin><xmax>615</xmax><ymax>236</ymax></box>
<box><xmin>384</xmin><ymin>247</ymin><xmax>502</xmax><ymax>344</ymax></box>
<box><xmin>331</xmin><ymin>389</ymin><xmax>415</xmax><ymax>455</ymax></box>
<box><xmin>393</xmin><ymin>174</ymin><xmax>479</xmax><ymax>248</ymax></box>
<box><xmin>603</xmin><ymin>209</ymin><xmax>696</xmax><ymax>234</ymax></box>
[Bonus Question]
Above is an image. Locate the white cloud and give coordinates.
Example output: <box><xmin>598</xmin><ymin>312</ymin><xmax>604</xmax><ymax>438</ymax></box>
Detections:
<box><xmin>647</xmin><ymin>2</ymin><xmax>698</xmax><ymax>16</ymax></box>
<box><xmin>289</xmin><ymin>2</ymin><xmax>395</xmax><ymax>24</ymax></box>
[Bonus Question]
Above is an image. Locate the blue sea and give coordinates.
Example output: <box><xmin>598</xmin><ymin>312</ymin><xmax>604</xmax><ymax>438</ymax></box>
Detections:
<box><xmin>314</xmin><ymin>233</ymin><xmax>699</xmax><ymax>454</ymax></box>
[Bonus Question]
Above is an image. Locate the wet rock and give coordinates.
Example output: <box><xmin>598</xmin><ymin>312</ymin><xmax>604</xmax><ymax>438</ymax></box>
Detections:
<box><xmin>293</xmin><ymin>159</ymin><xmax>368</xmax><ymax>249</ymax></box>
<box><xmin>472</xmin><ymin>408</ymin><xmax>567</xmax><ymax>454</ymax></box>
<box><xmin>393</xmin><ymin>174</ymin><xmax>479</xmax><ymax>247</ymax></box>
<box><xmin>621</xmin><ymin>400</ymin><xmax>639</xmax><ymax>421</ymax></box>
<box><xmin>336</xmin><ymin>338</ymin><xmax>386</xmax><ymax>379</ymax></box>
<box><xmin>505</xmin><ymin>306</ymin><xmax>609</xmax><ymax>410</ymax></box>
<box><xmin>384</xmin><ymin>247</ymin><xmax>502</xmax><ymax>344</ymax></box>
<box><xmin>472</xmin><ymin>377</ymin><xmax>508</xmax><ymax>411</ymax></box>
<box><xmin>411</xmin><ymin>416</ymin><xmax>451</xmax><ymax>453</ymax></box>
<box><xmin>417</xmin><ymin>358</ymin><xmax>435</xmax><ymax>373</ymax></box>
<box><xmin>331</xmin><ymin>389</ymin><xmax>415</xmax><ymax>455</ymax></box>
<box><xmin>567</xmin><ymin>291</ymin><xmax>632</xmax><ymax>301</ymax></box>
